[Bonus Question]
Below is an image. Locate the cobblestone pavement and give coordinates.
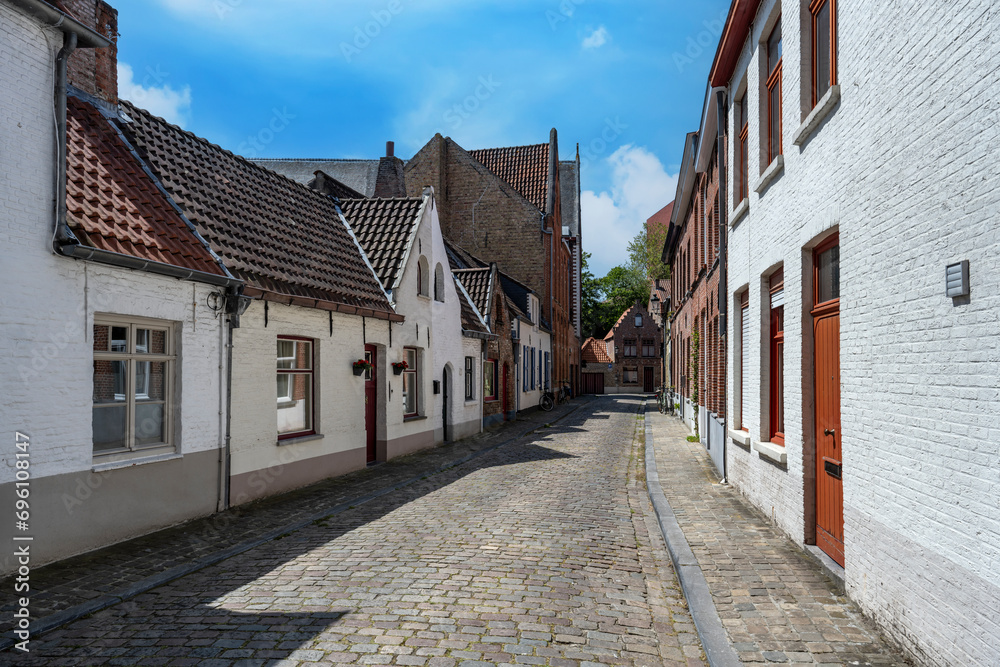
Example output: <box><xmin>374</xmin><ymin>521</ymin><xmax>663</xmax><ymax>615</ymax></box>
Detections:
<box><xmin>648</xmin><ymin>406</ymin><xmax>911</xmax><ymax>666</ymax></box>
<box><xmin>0</xmin><ymin>399</ymin><xmax>586</xmax><ymax>640</ymax></box>
<box><xmin>7</xmin><ymin>396</ymin><xmax>706</xmax><ymax>666</ymax></box>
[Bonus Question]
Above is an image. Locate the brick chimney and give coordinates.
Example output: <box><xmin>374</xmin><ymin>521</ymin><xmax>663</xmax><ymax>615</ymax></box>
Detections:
<box><xmin>373</xmin><ymin>140</ymin><xmax>406</xmax><ymax>198</ymax></box>
<box><xmin>57</xmin><ymin>0</ymin><xmax>119</xmax><ymax>105</ymax></box>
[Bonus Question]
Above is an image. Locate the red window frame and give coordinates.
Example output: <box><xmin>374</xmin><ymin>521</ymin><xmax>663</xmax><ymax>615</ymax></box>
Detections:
<box><xmin>738</xmin><ymin>91</ymin><xmax>749</xmax><ymax>202</ymax></box>
<box><xmin>277</xmin><ymin>335</ymin><xmax>315</xmax><ymax>440</ymax></box>
<box><xmin>810</xmin><ymin>0</ymin><xmax>837</xmax><ymax>108</ymax></box>
<box><xmin>766</xmin><ymin>19</ymin><xmax>783</xmax><ymax>166</ymax></box>
<box><xmin>813</xmin><ymin>233</ymin><xmax>840</xmax><ymax>307</ymax></box>
<box><xmin>768</xmin><ymin>270</ymin><xmax>784</xmax><ymax>445</ymax></box>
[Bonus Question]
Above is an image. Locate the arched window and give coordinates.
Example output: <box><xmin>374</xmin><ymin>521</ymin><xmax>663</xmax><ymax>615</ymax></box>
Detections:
<box><xmin>417</xmin><ymin>256</ymin><xmax>429</xmax><ymax>296</ymax></box>
<box><xmin>434</xmin><ymin>263</ymin><xmax>445</xmax><ymax>302</ymax></box>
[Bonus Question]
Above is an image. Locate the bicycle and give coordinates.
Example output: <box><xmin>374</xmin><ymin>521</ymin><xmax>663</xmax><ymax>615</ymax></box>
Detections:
<box><xmin>539</xmin><ymin>381</ymin><xmax>570</xmax><ymax>411</ymax></box>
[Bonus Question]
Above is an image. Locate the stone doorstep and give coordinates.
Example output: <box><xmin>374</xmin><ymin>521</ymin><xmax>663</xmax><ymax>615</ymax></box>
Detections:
<box><xmin>0</xmin><ymin>398</ymin><xmax>592</xmax><ymax>651</ymax></box>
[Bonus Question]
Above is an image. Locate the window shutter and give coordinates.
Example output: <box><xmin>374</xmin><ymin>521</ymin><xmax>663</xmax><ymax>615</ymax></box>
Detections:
<box><xmin>770</xmin><ymin>288</ymin><xmax>784</xmax><ymax>309</ymax></box>
<box><xmin>741</xmin><ymin>303</ymin><xmax>749</xmax><ymax>426</ymax></box>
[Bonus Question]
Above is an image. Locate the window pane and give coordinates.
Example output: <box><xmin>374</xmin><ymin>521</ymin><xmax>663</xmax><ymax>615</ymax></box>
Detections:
<box><xmin>403</xmin><ymin>372</ymin><xmax>416</xmax><ymax>414</ymax></box>
<box><xmin>484</xmin><ymin>362</ymin><xmax>495</xmax><ymax>398</ymax></box>
<box><xmin>277</xmin><ymin>339</ymin><xmax>311</xmax><ymax>370</ymax></box>
<box><xmin>277</xmin><ymin>374</ymin><xmax>312</xmax><ymax>434</ymax></box>
<box><xmin>817</xmin><ymin>245</ymin><xmax>840</xmax><ymax>303</ymax></box>
<box><xmin>277</xmin><ymin>340</ymin><xmax>296</xmax><ymax>368</ymax></box>
<box><xmin>768</xmin><ymin>21</ymin><xmax>782</xmax><ymax>73</ymax></box>
<box><xmin>137</xmin><ymin>361</ymin><xmax>166</xmax><ymax>401</ymax></box>
<box><xmin>94</xmin><ymin>360</ymin><xmax>127</xmax><ymax>403</ymax></box>
<box><xmin>94</xmin><ymin>324</ymin><xmax>110</xmax><ymax>352</ymax></box>
<box><xmin>111</xmin><ymin>326</ymin><xmax>128</xmax><ymax>352</ymax></box>
<box><xmin>739</xmin><ymin>93</ymin><xmax>747</xmax><ymax>128</ymax></box>
<box><xmin>277</xmin><ymin>374</ymin><xmax>291</xmax><ymax>401</ymax></box>
<box><xmin>815</xmin><ymin>2</ymin><xmax>831</xmax><ymax>100</ymax></box>
<box><xmin>93</xmin><ymin>405</ymin><xmax>127</xmax><ymax>452</ymax></box>
<box><xmin>135</xmin><ymin>402</ymin><xmax>165</xmax><ymax>446</ymax></box>
<box><xmin>770</xmin><ymin>83</ymin><xmax>781</xmax><ymax>159</ymax></box>
<box><xmin>135</xmin><ymin>328</ymin><xmax>166</xmax><ymax>355</ymax></box>
<box><xmin>406</xmin><ymin>348</ymin><xmax>417</xmax><ymax>368</ymax></box>
<box><xmin>776</xmin><ymin>342</ymin><xmax>784</xmax><ymax>433</ymax></box>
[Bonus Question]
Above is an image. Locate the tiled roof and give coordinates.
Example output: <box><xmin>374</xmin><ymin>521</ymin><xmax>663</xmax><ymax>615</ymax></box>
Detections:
<box><xmin>340</xmin><ymin>197</ymin><xmax>423</xmax><ymax>290</ymax></box>
<box><xmin>468</xmin><ymin>143</ymin><xmax>549</xmax><ymax>211</ymax></box>
<box><xmin>453</xmin><ymin>267</ymin><xmax>492</xmax><ymax>317</ymax></box>
<box><xmin>455</xmin><ymin>279</ymin><xmax>490</xmax><ymax>335</ymax></box>
<box><xmin>65</xmin><ymin>96</ymin><xmax>227</xmax><ymax>276</ymax></box>
<box><xmin>499</xmin><ymin>272</ymin><xmax>531</xmax><ymax>318</ymax></box>
<box><xmin>306</xmin><ymin>170</ymin><xmax>366</xmax><ymax>200</ymax></box>
<box><xmin>119</xmin><ymin>101</ymin><xmax>397</xmax><ymax>319</ymax></box>
<box><xmin>251</xmin><ymin>159</ymin><xmax>381</xmax><ymax>197</ymax></box>
<box><xmin>444</xmin><ymin>238</ymin><xmax>488</xmax><ymax>271</ymax></box>
<box><xmin>582</xmin><ymin>337</ymin><xmax>613</xmax><ymax>364</ymax></box>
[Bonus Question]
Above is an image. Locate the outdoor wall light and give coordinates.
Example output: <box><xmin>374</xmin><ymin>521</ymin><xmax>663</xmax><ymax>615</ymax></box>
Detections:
<box><xmin>945</xmin><ymin>260</ymin><xmax>970</xmax><ymax>298</ymax></box>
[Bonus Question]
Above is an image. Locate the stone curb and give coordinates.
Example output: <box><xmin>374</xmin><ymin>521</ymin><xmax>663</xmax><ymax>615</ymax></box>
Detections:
<box><xmin>2</xmin><ymin>400</ymin><xmax>590</xmax><ymax>651</ymax></box>
<box><xmin>642</xmin><ymin>401</ymin><xmax>743</xmax><ymax>667</ymax></box>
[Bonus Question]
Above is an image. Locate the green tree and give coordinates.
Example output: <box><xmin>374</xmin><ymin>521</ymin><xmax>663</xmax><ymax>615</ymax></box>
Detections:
<box><xmin>627</xmin><ymin>225</ymin><xmax>670</xmax><ymax>283</ymax></box>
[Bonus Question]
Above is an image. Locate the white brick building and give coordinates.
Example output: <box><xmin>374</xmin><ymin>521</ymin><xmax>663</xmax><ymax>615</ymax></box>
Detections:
<box><xmin>710</xmin><ymin>0</ymin><xmax>1000</xmax><ymax>663</ymax></box>
<box><xmin>0</xmin><ymin>0</ymin><xmax>239</xmax><ymax>572</ymax></box>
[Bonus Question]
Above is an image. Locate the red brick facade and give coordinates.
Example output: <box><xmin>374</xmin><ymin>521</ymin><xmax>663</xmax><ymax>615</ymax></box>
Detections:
<box><xmin>667</xmin><ymin>150</ymin><xmax>726</xmax><ymax>418</ymax></box>
<box><xmin>482</xmin><ymin>289</ymin><xmax>515</xmax><ymax>421</ymax></box>
<box><xmin>604</xmin><ymin>303</ymin><xmax>662</xmax><ymax>392</ymax></box>
<box><xmin>405</xmin><ymin>134</ymin><xmax>580</xmax><ymax>397</ymax></box>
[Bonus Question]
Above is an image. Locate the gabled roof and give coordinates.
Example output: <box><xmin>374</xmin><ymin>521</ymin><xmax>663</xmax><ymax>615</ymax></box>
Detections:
<box><xmin>468</xmin><ymin>143</ymin><xmax>549</xmax><ymax>212</ymax></box>
<box><xmin>65</xmin><ymin>95</ymin><xmax>228</xmax><ymax>278</ymax></box>
<box><xmin>454</xmin><ymin>276</ymin><xmax>492</xmax><ymax>338</ymax></box>
<box><xmin>603</xmin><ymin>302</ymin><xmax>648</xmax><ymax>341</ymax></box>
<box><xmin>119</xmin><ymin>100</ymin><xmax>399</xmax><ymax>320</ymax></box>
<box><xmin>340</xmin><ymin>197</ymin><xmax>424</xmax><ymax>291</ymax></box>
<box><xmin>582</xmin><ymin>337</ymin><xmax>613</xmax><ymax>365</ymax></box>
<box><xmin>307</xmin><ymin>170</ymin><xmax>366</xmax><ymax>200</ymax></box>
<box><xmin>444</xmin><ymin>237</ymin><xmax>489</xmax><ymax>271</ymax></box>
<box><xmin>453</xmin><ymin>267</ymin><xmax>493</xmax><ymax>317</ymax></box>
<box><xmin>498</xmin><ymin>272</ymin><xmax>532</xmax><ymax>318</ymax></box>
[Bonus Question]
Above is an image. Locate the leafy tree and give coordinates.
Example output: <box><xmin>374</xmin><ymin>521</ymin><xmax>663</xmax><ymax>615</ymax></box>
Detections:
<box><xmin>599</xmin><ymin>265</ymin><xmax>649</xmax><ymax>323</ymax></box>
<box><xmin>627</xmin><ymin>225</ymin><xmax>670</xmax><ymax>283</ymax></box>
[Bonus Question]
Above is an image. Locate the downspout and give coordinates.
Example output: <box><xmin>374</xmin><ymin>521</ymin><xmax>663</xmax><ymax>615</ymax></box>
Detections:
<box><xmin>52</xmin><ymin>31</ymin><xmax>79</xmax><ymax>252</ymax></box>
<box><xmin>223</xmin><ymin>304</ymin><xmax>235</xmax><ymax>509</ymax></box>
<box><xmin>715</xmin><ymin>87</ymin><xmax>729</xmax><ymax>484</ymax></box>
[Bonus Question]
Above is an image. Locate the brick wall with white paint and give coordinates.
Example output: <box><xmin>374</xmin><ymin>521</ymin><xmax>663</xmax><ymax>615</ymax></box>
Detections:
<box><xmin>0</xmin><ymin>2</ymin><xmax>227</xmax><ymax>570</ymax></box>
<box><xmin>722</xmin><ymin>0</ymin><xmax>1000</xmax><ymax>663</ymax></box>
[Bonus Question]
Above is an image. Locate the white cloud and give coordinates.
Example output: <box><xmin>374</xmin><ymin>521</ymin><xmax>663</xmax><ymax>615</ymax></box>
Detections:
<box><xmin>117</xmin><ymin>63</ymin><xmax>192</xmax><ymax>127</ymax></box>
<box><xmin>581</xmin><ymin>145</ymin><xmax>677</xmax><ymax>276</ymax></box>
<box><xmin>582</xmin><ymin>26</ymin><xmax>608</xmax><ymax>49</ymax></box>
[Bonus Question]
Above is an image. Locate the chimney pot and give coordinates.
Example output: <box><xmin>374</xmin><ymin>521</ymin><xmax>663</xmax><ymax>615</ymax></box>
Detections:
<box><xmin>386</xmin><ymin>141</ymin><xmax>394</xmax><ymax>158</ymax></box>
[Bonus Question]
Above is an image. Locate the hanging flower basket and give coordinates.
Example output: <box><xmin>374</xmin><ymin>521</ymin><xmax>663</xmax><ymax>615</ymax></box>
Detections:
<box><xmin>353</xmin><ymin>359</ymin><xmax>372</xmax><ymax>376</ymax></box>
<box><xmin>391</xmin><ymin>361</ymin><xmax>408</xmax><ymax>375</ymax></box>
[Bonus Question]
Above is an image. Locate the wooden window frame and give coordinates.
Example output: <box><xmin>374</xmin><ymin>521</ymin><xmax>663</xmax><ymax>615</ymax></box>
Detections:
<box><xmin>810</xmin><ymin>0</ymin><xmax>837</xmax><ymax>108</ymax></box>
<box><xmin>464</xmin><ymin>356</ymin><xmax>475</xmax><ymax>400</ymax></box>
<box><xmin>738</xmin><ymin>291</ymin><xmax>749</xmax><ymax>431</ymax></box>
<box><xmin>813</xmin><ymin>233</ymin><xmax>841</xmax><ymax>311</ymax></box>
<box><xmin>403</xmin><ymin>347</ymin><xmax>419</xmax><ymax>417</ymax></box>
<box><xmin>483</xmin><ymin>358</ymin><xmax>498</xmax><ymax>401</ymax></box>
<box><xmin>277</xmin><ymin>335</ymin><xmax>315</xmax><ymax>440</ymax></box>
<box><xmin>766</xmin><ymin>19</ymin><xmax>783</xmax><ymax>165</ymax></box>
<box><xmin>768</xmin><ymin>270</ymin><xmax>785</xmax><ymax>445</ymax></box>
<box><xmin>93</xmin><ymin>316</ymin><xmax>175</xmax><ymax>460</ymax></box>
<box><xmin>641</xmin><ymin>339</ymin><xmax>656</xmax><ymax>358</ymax></box>
<box><xmin>738</xmin><ymin>91</ymin><xmax>749</xmax><ymax>202</ymax></box>
<box><xmin>623</xmin><ymin>338</ymin><xmax>637</xmax><ymax>358</ymax></box>
<box><xmin>623</xmin><ymin>367</ymin><xmax>638</xmax><ymax>385</ymax></box>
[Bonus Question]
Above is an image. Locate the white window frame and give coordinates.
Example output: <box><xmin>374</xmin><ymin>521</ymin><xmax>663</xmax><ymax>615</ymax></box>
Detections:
<box><xmin>92</xmin><ymin>316</ymin><xmax>175</xmax><ymax>462</ymax></box>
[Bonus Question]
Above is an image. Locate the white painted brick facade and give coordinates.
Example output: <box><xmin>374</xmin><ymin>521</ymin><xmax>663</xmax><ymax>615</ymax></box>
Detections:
<box><xmin>723</xmin><ymin>0</ymin><xmax>1000</xmax><ymax>663</ymax></box>
<box><xmin>0</xmin><ymin>3</ymin><xmax>228</xmax><ymax>570</ymax></box>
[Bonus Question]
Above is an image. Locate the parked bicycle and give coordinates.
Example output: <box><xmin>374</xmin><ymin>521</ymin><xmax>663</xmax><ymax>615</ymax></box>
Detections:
<box><xmin>539</xmin><ymin>381</ymin><xmax>571</xmax><ymax>411</ymax></box>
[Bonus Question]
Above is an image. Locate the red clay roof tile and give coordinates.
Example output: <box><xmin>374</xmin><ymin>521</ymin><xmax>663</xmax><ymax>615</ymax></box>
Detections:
<box><xmin>468</xmin><ymin>143</ymin><xmax>549</xmax><ymax>211</ymax></box>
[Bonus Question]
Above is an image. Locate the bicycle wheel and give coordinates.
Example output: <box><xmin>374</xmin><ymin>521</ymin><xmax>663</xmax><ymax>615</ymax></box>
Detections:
<box><xmin>539</xmin><ymin>394</ymin><xmax>554</xmax><ymax>411</ymax></box>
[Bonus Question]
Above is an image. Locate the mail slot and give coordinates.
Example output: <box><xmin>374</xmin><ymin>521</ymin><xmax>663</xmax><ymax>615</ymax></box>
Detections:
<box><xmin>824</xmin><ymin>458</ymin><xmax>842</xmax><ymax>479</ymax></box>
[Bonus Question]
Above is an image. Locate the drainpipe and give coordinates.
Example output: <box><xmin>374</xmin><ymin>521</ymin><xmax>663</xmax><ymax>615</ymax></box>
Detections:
<box><xmin>52</xmin><ymin>31</ymin><xmax>79</xmax><ymax>251</ymax></box>
<box><xmin>715</xmin><ymin>87</ymin><xmax>729</xmax><ymax>484</ymax></box>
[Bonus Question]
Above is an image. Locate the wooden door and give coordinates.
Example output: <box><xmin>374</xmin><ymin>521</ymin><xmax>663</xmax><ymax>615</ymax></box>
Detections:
<box><xmin>364</xmin><ymin>345</ymin><xmax>377</xmax><ymax>463</ymax></box>
<box><xmin>812</xmin><ymin>236</ymin><xmax>843</xmax><ymax>565</ymax></box>
<box><xmin>643</xmin><ymin>367</ymin><xmax>654</xmax><ymax>392</ymax></box>
<box><xmin>442</xmin><ymin>368</ymin><xmax>450</xmax><ymax>442</ymax></box>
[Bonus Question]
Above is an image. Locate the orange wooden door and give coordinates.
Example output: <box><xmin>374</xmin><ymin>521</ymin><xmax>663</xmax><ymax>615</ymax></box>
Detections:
<box><xmin>364</xmin><ymin>345</ymin><xmax>377</xmax><ymax>463</ymax></box>
<box><xmin>812</xmin><ymin>236</ymin><xmax>842</xmax><ymax>566</ymax></box>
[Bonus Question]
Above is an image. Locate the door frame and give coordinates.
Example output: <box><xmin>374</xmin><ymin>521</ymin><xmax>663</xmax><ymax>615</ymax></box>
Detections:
<box><xmin>364</xmin><ymin>344</ymin><xmax>377</xmax><ymax>464</ymax></box>
<box><xmin>442</xmin><ymin>366</ymin><xmax>451</xmax><ymax>442</ymax></box>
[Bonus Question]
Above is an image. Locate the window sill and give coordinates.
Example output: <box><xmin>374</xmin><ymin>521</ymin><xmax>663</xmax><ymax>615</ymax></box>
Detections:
<box><xmin>793</xmin><ymin>85</ymin><xmax>840</xmax><ymax>147</ymax></box>
<box><xmin>730</xmin><ymin>198</ymin><xmax>749</xmax><ymax>227</ymax></box>
<box><xmin>93</xmin><ymin>450</ymin><xmax>182</xmax><ymax>473</ymax></box>
<box><xmin>752</xmin><ymin>439</ymin><xmax>787</xmax><ymax>465</ymax></box>
<box><xmin>277</xmin><ymin>432</ymin><xmax>324</xmax><ymax>447</ymax></box>
<box><xmin>464</xmin><ymin>399</ymin><xmax>477</xmax><ymax>406</ymax></box>
<box><xmin>729</xmin><ymin>429</ymin><xmax>751</xmax><ymax>447</ymax></box>
<box><xmin>754</xmin><ymin>155</ymin><xmax>784</xmax><ymax>194</ymax></box>
<box><xmin>404</xmin><ymin>415</ymin><xmax>427</xmax><ymax>422</ymax></box>
<box><xmin>483</xmin><ymin>398</ymin><xmax>499</xmax><ymax>404</ymax></box>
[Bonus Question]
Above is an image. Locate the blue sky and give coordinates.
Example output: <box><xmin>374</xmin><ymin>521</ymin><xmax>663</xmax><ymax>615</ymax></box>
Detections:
<box><xmin>117</xmin><ymin>0</ymin><xmax>730</xmax><ymax>276</ymax></box>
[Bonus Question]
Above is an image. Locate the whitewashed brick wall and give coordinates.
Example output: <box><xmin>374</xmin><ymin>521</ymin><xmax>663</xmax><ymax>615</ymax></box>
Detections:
<box><xmin>724</xmin><ymin>0</ymin><xmax>1000</xmax><ymax>663</ymax></box>
<box><xmin>0</xmin><ymin>4</ymin><xmax>226</xmax><ymax>482</ymax></box>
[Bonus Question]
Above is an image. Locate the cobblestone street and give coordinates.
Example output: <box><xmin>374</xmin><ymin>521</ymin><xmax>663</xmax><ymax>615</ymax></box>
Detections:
<box><xmin>9</xmin><ymin>397</ymin><xmax>705</xmax><ymax>666</ymax></box>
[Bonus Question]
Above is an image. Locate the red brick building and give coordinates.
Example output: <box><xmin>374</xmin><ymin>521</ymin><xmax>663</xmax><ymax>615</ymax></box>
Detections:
<box><xmin>664</xmin><ymin>130</ymin><xmax>726</xmax><ymax>441</ymax></box>
<box><xmin>580</xmin><ymin>303</ymin><xmax>661</xmax><ymax>394</ymax></box>
<box><xmin>404</xmin><ymin>131</ymin><xmax>581</xmax><ymax>397</ymax></box>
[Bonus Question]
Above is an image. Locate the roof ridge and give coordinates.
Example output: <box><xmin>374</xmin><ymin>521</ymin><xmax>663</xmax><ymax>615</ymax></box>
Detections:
<box><xmin>469</xmin><ymin>142</ymin><xmax>548</xmax><ymax>153</ymax></box>
<box><xmin>253</xmin><ymin>157</ymin><xmax>380</xmax><ymax>163</ymax></box>
<box><xmin>121</xmin><ymin>100</ymin><xmax>340</xmax><ymax>209</ymax></box>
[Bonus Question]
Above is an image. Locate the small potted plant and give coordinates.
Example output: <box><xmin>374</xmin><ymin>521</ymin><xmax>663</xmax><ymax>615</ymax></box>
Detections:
<box><xmin>391</xmin><ymin>360</ymin><xmax>408</xmax><ymax>375</ymax></box>
<box><xmin>352</xmin><ymin>359</ymin><xmax>372</xmax><ymax>376</ymax></box>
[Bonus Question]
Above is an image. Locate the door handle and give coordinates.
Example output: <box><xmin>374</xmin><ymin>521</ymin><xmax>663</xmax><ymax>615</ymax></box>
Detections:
<box><xmin>824</xmin><ymin>428</ymin><xmax>835</xmax><ymax>436</ymax></box>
